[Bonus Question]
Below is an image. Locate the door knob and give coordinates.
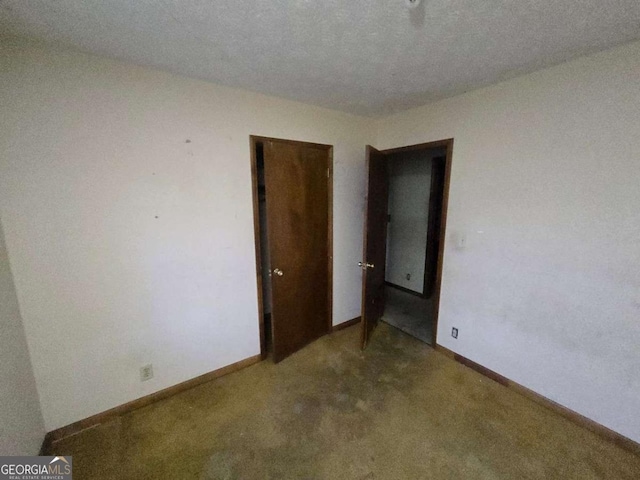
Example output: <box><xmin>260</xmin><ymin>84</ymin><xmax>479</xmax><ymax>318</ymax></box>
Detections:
<box><xmin>358</xmin><ymin>262</ymin><xmax>374</xmax><ymax>270</ymax></box>
<box><xmin>273</xmin><ymin>268</ymin><xmax>284</xmax><ymax>276</ymax></box>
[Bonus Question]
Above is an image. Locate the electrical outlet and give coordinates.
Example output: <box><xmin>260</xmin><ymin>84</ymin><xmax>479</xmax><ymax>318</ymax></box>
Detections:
<box><xmin>406</xmin><ymin>273</ymin><xmax>411</xmax><ymax>281</ymax></box>
<box><xmin>140</xmin><ymin>364</ymin><xmax>154</xmax><ymax>382</ymax></box>
<box><xmin>451</xmin><ymin>327</ymin><xmax>458</xmax><ymax>339</ymax></box>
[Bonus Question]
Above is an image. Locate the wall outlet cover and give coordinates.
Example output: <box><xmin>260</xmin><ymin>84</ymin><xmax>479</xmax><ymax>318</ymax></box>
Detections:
<box><xmin>451</xmin><ymin>327</ymin><xmax>458</xmax><ymax>339</ymax></box>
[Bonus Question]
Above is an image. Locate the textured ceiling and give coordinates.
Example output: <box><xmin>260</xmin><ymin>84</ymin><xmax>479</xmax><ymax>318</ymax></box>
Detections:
<box><xmin>2</xmin><ymin>0</ymin><xmax>640</xmax><ymax>116</ymax></box>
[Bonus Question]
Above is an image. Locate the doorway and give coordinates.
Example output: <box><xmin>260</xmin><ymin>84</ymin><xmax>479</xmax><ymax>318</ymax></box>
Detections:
<box><xmin>383</xmin><ymin>147</ymin><xmax>446</xmax><ymax>344</ymax></box>
<box><xmin>360</xmin><ymin>139</ymin><xmax>453</xmax><ymax>348</ymax></box>
<box><xmin>250</xmin><ymin>136</ymin><xmax>333</xmax><ymax>362</ymax></box>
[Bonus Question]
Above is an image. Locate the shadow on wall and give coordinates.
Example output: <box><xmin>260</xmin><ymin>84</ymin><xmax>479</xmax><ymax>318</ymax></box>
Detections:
<box><xmin>0</xmin><ymin>216</ymin><xmax>45</xmax><ymax>455</ymax></box>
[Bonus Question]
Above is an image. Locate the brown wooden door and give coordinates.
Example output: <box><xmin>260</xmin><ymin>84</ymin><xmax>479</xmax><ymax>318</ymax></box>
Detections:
<box><xmin>263</xmin><ymin>140</ymin><xmax>330</xmax><ymax>362</ymax></box>
<box><xmin>360</xmin><ymin>146</ymin><xmax>389</xmax><ymax>349</ymax></box>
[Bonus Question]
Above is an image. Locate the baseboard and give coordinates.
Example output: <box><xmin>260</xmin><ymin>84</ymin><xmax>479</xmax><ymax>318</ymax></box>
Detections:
<box><xmin>332</xmin><ymin>316</ymin><xmax>361</xmax><ymax>332</ymax></box>
<box><xmin>44</xmin><ymin>353</ymin><xmax>262</xmax><ymax>448</ymax></box>
<box><xmin>39</xmin><ymin>432</ymin><xmax>53</xmax><ymax>456</ymax></box>
<box><xmin>384</xmin><ymin>281</ymin><xmax>426</xmax><ymax>299</ymax></box>
<box><xmin>435</xmin><ymin>345</ymin><xmax>640</xmax><ymax>456</ymax></box>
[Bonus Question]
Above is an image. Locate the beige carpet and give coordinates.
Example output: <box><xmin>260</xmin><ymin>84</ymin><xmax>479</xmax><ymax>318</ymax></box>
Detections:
<box><xmin>51</xmin><ymin>323</ymin><xmax>640</xmax><ymax>479</ymax></box>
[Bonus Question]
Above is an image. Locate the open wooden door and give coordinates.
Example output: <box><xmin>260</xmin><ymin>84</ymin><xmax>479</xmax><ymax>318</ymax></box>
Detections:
<box><xmin>360</xmin><ymin>146</ymin><xmax>389</xmax><ymax>349</ymax></box>
<box><xmin>263</xmin><ymin>139</ymin><xmax>331</xmax><ymax>362</ymax></box>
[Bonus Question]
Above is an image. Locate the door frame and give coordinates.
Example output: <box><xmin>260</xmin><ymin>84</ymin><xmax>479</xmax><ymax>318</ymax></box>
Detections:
<box><xmin>249</xmin><ymin>135</ymin><xmax>334</xmax><ymax>358</ymax></box>
<box><xmin>379</xmin><ymin>138</ymin><xmax>453</xmax><ymax>346</ymax></box>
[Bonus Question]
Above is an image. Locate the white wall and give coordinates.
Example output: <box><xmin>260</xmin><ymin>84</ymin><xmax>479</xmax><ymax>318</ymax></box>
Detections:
<box><xmin>0</xmin><ymin>217</ymin><xmax>45</xmax><ymax>454</ymax></box>
<box><xmin>0</xmin><ymin>38</ymin><xmax>374</xmax><ymax>431</ymax></box>
<box><xmin>376</xmin><ymin>40</ymin><xmax>640</xmax><ymax>443</ymax></box>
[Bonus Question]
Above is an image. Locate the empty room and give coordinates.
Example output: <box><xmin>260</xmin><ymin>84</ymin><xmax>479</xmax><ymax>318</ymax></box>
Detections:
<box><xmin>1</xmin><ymin>1</ymin><xmax>639</xmax><ymax>479</ymax></box>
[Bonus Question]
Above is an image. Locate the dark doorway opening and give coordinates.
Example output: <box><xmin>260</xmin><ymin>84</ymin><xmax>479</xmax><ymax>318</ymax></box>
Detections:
<box><xmin>383</xmin><ymin>147</ymin><xmax>446</xmax><ymax>344</ymax></box>
<box><xmin>360</xmin><ymin>139</ymin><xmax>453</xmax><ymax>348</ymax></box>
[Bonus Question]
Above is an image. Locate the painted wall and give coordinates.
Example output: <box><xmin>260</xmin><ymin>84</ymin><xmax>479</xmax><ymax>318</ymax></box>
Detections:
<box><xmin>0</xmin><ymin>38</ymin><xmax>374</xmax><ymax>431</ymax></box>
<box><xmin>376</xmin><ymin>40</ymin><xmax>640</xmax><ymax>442</ymax></box>
<box><xmin>0</xmin><ymin>217</ymin><xmax>45</xmax><ymax>454</ymax></box>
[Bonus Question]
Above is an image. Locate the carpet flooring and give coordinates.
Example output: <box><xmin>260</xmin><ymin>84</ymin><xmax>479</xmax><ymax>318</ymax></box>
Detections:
<box><xmin>51</xmin><ymin>323</ymin><xmax>640</xmax><ymax>479</ymax></box>
<box><xmin>382</xmin><ymin>286</ymin><xmax>433</xmax><ymax>344</ymax></box>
